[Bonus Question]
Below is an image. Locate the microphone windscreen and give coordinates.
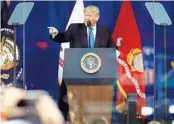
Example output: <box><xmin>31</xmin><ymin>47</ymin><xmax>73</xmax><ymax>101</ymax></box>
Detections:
<box><xmin>87</xmin><ymin>20</ymin><xmax>91</xmax><ymax>27</ymax></box>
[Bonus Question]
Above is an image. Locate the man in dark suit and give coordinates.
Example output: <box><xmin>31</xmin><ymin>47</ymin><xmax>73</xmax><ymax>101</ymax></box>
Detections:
<box><xmin>48</xmin><ymin>5</ymin><xmax>117</xmax><ymax>120</ymax></box>
<box><xmin>49</xmin><ymin>23</ymin><xmax>115</xmax><ymax>48</ymax></box>
<box><xmin>48</xmin><ymin>5</ymin><xmax>116</xmax><ymax>48</ymax></box>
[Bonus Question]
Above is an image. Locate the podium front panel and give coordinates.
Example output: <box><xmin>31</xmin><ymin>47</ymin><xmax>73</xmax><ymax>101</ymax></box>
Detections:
<box><xmin>63</xmin><ymin>48</ymin><xmax>117</xmax><ymax>85</ymax></box>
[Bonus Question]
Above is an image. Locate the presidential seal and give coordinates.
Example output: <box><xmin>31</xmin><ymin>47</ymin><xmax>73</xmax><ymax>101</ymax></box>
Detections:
<box><xmin>0</xmin><ymin>33</ymin><xmax>20</xmax><ymax>70</ymax></box>
<box><xmin>0</xmin><ymin>28</ymin><xmax>21</xmax><ymax>88</ymax></box>
<box><xmin>80</xmin><ymin>53</ymin><xmax>101</xmax><ymax>74</ymax></box>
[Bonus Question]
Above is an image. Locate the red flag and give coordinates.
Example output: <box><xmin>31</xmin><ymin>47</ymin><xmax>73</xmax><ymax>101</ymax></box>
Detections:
<box><xmin>112</xmin><ymin>1</ymin><xmax>146</xmax><ymax>118</ymax></box>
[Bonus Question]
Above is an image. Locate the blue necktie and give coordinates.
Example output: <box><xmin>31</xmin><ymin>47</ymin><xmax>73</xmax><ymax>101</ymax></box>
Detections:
<box><xmin>89</xmin><ymin>28</ymin><xmax>95</xmax><ymax>48</ymax></box>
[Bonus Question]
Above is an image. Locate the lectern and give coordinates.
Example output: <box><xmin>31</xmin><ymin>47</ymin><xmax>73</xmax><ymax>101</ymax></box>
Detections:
<box><xmin>63</xmin><ymin>48</ymin><xmax>117</xmax><ymax>124</ymax></box>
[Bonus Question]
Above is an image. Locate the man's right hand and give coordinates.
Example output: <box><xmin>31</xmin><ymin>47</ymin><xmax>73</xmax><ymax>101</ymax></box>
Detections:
<box><xmin>47</xmin><ymin>27</ymin><xmax>58</xmax><ymax>38</ymax></box>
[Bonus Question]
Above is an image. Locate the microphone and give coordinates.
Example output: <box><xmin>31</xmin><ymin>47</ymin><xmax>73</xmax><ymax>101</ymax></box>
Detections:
<box><xmin>86</xmin><ymin>20</ymin><xmax>91</xmax><ymax>48</ymax></box>
<box><xmin>87</xmin><ymin>20</ymin><xmax>91</xmax><ymax>27</ymax></box>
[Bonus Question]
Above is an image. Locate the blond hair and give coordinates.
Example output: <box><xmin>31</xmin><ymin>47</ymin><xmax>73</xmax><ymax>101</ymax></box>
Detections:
<box><xmin>84</xmin><ymin>5</ymin><xmax>100</xmax><ymax>15</ymax></box>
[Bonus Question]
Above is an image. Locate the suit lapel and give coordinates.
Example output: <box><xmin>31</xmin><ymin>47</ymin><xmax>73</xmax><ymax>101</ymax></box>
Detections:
<box><xmin>94</xmin><ymin>25</ymin><xmax>101</xmax><ymax>48</ymax></box>
<box><xmin>79</xmin><ymin>24</ymin><xmax>88</xmax><ymax>47</ymax></box>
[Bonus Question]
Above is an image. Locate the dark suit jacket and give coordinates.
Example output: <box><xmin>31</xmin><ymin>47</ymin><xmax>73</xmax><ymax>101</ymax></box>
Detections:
<box><xmin>51</xmin><ymin>23</ymin><xmax>117</xmax><ymax>48</ymax></box>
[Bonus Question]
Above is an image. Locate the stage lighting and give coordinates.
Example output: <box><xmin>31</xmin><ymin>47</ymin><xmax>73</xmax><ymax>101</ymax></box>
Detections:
<box><xmin>169</xmin><ymin>105</ymin><xmax>174</xmax><ymax>114</ymax></box>
<box><xmin>141</xmin><ymin>106</ymin><xmax>153</xmax><ymax>116</ymax></box>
